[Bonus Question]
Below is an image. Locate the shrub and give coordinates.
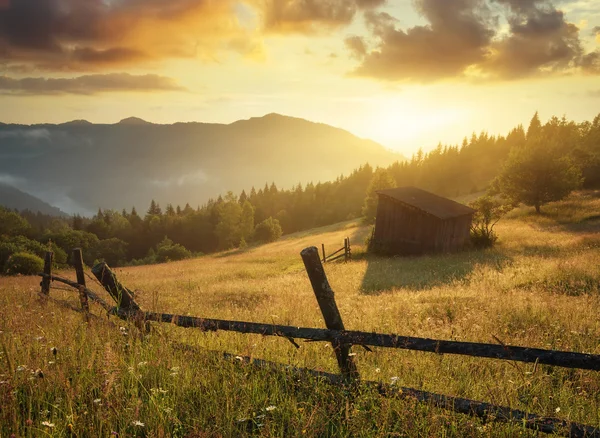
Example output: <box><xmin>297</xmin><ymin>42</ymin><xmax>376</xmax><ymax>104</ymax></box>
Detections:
<box><xmin>92</xmin><ymin>238</ymin><xmax>128</xmax><ymax>267</ymax></box>
<box><xmin>469</xmin><ymin>196</ymin><xmax>512</xmax><ymax>249</ymax></box>
<box><xmin>253</xmin><ymin>217</ymin><xmax>283</xmax><ymax>243</ymax></box>
<box><xmin>155</xmin><ymin>237</ymin><xmax>191</xmax><ymax>263</ymax></box>
<box><xmin>0</xmin><ymin>236</ymin><xmax>67</xmax><ymax>268</ymax></box>
<box><xmin>4</xmin><ymin>252</ymin><xmax>44</xmax><ymax>276</ymax></box>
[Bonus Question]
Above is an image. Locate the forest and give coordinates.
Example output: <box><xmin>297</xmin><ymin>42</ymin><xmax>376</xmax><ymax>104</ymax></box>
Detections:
<box><xmin>1</xmin><ymin>112</ymin><xmax>599</xmax><ymax>271</ymax></box>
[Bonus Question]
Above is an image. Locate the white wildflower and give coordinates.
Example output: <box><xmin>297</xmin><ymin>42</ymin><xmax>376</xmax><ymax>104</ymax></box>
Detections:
<box><xmin>138</xmin><ymin>361</ymin><xmax>148</xmax><ymax>367</ymax></box>
<box><xmin>16</xmin><ymin>365</ymin><xmax>27</xmax><ymax>372</ymax></box>
<box><xmin>265</xmin><ymin>405</ymin><xmax>276</xmax><ymax>412</ymax></box>
<box><xmin>93</xmin><ymin>399</ymin><xmax>102</xmax><ymax>404</ymax></box>
<box><xmin>390</xmin><ymin>377</ymin><xmax>399</xmax><ymax>384</ymax></box>
<box><xmin>375</xmin><ymin>368</ymin><xmax>381</xmax><ymax>373</ymax></box>
<box><xmin>41</xmin><ymin>421</ymin><xmax>55</xmax><ymax>428</ymax></box>
<box><xmin>132</xmin><ymin>420</ymin><xmax>145</xmax><ymax>427</ymax></box>
<box><xmin>555</xmin><ymin>407</ymin><xmax>561</xmax><ymax>413</ymax></box>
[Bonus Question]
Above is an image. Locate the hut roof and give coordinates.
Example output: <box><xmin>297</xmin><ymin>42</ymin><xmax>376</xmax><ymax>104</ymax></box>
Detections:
<box><xmin>376</xmin><ymin>187</ymin><xmax>476</xmax><ymax>220</ymax></box>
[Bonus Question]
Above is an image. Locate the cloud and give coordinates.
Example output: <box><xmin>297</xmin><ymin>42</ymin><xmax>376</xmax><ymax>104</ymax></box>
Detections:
<box><xmin>0</xmin><ymin>73</ymin><xmax>185</xmax><ymax>95</ymax></box>
<box><xmin>346</xmin><ymin>0</ymin><xmax>496</xmax><ymax>81</ymax></box>
<box><xmin>346</xmin><ymin>0</ymin><xmax>599</xmax><ymax>82</ymax></box>
<box><xmin>0</xmin><ymin>0</ymin><xmax>262</xmax><ymax>71</ymax></box>
<box><xmin>259</xmin><ymin>0</ymin><xmax>385</xmax><ymax>33</ymax></box>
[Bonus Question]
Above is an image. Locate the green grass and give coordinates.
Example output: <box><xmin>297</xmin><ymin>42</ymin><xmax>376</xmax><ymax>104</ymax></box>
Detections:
<box><xmin>2</xmin><ymin>191</ymin><xmax>600</xmax><ymax>437</ymax></box>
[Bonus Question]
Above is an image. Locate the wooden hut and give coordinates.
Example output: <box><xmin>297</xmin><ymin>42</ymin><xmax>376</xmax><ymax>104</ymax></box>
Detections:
<box><xmin>372</xmin><ymin>187</ymin><xmax>475</xmax><ymax>255</ymax></box>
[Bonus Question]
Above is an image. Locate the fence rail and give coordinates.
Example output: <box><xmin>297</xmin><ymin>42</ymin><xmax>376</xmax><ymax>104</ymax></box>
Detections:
<box><xmin>321</xmin><ymin>237</ymin><xmax>351</xmax><ymax>263</ymax></box>
<box><xmin>37</xmin><ymin>246</ymin><xmax>600</xmax><ymax>437</ymax></box>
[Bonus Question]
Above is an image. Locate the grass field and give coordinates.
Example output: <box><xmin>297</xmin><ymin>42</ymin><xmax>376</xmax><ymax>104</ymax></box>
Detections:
<box><xmin>1</xmin><ymin>191</ymin><xmax>600</xmax><ymax>437</ymax></box>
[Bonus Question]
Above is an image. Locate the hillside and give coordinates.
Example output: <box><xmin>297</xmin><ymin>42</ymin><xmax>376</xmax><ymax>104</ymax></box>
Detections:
<box><xmin>0</xmin><ymin>114</ymin><xmax>403</xmax><ymax>214</ymax></box>
<box><xmin>0</xmin><ymin>183</ymin><xmax>67</xmax><ymax>216</ymax></box>
<box><xmin>1</xmin><ymin>191</ymin><xmax>599</xmax><ymax>436</ymax></box>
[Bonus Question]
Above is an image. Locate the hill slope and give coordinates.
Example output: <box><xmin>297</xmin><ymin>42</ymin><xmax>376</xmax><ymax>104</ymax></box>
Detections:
<box><xmin>0</xmin><ymin>183</ymin><xmax>67</xmax><ymax>216</ymax></box>
<box><xmin>0</xmin><ymin>114</ymin><xmax>403</xmax><ymax>214</ymax></box>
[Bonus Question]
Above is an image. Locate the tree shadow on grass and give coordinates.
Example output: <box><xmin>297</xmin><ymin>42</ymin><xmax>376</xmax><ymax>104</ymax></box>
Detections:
<box><xmin>360</xmin><ymin>249</ymin><xmax>512</xmax><ymax>295</ymax></box>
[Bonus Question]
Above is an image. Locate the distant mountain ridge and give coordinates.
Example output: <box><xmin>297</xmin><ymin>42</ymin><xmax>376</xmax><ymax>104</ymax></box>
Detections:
<box><xmin>0</xmin><ymin>113</ymin><xmax>404</xmax><ymax>214</ymax></box>
<box><xmin>0</xmin><ymin>183</ymin><xmax>68</xmax><ymax>216</ymax></box>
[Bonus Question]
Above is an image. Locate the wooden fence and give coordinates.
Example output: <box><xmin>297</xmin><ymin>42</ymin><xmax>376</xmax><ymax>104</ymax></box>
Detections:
<box><xmin>38</xmin><ymin>246</ymin><xmax>600</xmax><ymax>437</ymax></box>
<box><xmin>321</xmin><ymin>237</ymin><xmax>351</xmax><ymax>263</ymax></box>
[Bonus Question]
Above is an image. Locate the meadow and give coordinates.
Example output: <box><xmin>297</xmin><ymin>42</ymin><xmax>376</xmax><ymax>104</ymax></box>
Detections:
<box><xmin>1</xmin><ymin>191</ymin><xmax>600</xmax><ymax>437</ymax></box>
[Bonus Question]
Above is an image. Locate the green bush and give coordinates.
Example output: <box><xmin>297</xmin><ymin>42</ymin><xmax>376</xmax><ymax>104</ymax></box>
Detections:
<box><xmin>93</xmin><ymin>238</ymin><xmax>128</xmax><ymax>267</ymax></box>
<box><xmin>4</xmin><ymin>252</ymin><xmax>45</xmax><ymax>276</ymax></box>
<box><xmin>0</xmin><ymin>236</ymin><xmax>67</xmax><ymax>268</ymax></box>
<box><xmin>0</xmin><ymin>241</ymin><xmax>19</xmax><ymax>268</ymax></box>
<box><xmin>155</xmin><ymin>237</ymin><xmax>191</xmax><ymax>263</ymax></box>
<box><xmin>253</xmin><ymin>217</ymin><xmax>283</xmax><ymax>244</ymax></box>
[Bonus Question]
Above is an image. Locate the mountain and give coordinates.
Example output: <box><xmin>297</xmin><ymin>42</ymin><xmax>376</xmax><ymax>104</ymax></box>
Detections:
<box><xmin>117</xmin><ymin>117</ymin><xmax>152</xmax><ymax>125</ymax></box>
<box><xmin>0</xmin><ymin>113</ymin><xmax>404</xmax><ymax>214</ymax></box>
<box><xmin>0</xmin><ymin>183</ymin><xmax>68</xmax><ymax>216</ymax></box>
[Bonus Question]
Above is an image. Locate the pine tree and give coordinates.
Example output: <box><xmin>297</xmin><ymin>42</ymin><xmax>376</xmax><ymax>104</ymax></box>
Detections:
<box><xmin>239</xmin><ymin>190</ymin><xmax>248</xmax><ymax>205</ymax></box>
<box><xmin>165</xmin><ymin>203</ymin><xmax>176</xmax><ymax>216</ymax></box>
<box><xmin>239</xmin><ymin>200</ymin><xmax>255</xmax><ymax>240</ymax></box>
<box><xmin>526</xmin><ymin>111</ymin><xmax>542</xmax><ymax>140</ymax></box>
<box><xmin>362</xmin><ymin>169</ymin><xmax>396</xmax><ymax>223</ymax></box>
<box><xmin>147</xmin><ymin>199</ymin><xmax>162</xmax><ymax>216</ymax></box>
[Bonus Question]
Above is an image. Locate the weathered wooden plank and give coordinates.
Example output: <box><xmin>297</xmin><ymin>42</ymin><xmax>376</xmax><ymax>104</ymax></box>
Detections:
<box><xmin>300</xmin><ymin>246</ymin><xmax>359</xmax><ymax>380</ymax></box>
<box><xmin>169</xmin><ymin>341</ymin><xmax>599</xmax><ymax>437</ymax></box>
<box><xmin>91</xmin><ymin>262</ymin><xmax>140</xmax><ymax>311</ymax></box>
<box><xmin>72</xmin><ymin>248</ymin><xmax>89</xmax><ymax>315</ymax></box>
<box><xmin>39</xmin><ymin>273</ymin><xmax>600</xmax><ymax>371</ymax></box>
<box><xmin>37</xmin><ymin>273</ymin><xmax>114</xmax><ymax>313</ymax></box>
<box><xmin>224</xmin><ymin>352</ymin><xmax>599</xmax><ymax>438</ymax></box>
<box><xmin>40</xmin><ymin>251</ymin><xmax>53</xmax><ymax>295</ymax></box>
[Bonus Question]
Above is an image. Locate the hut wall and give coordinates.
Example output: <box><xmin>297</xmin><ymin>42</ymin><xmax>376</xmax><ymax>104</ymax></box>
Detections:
<box><xmin>374</xmin><ymin>196</ymin><xmax>473</xmax><ymax>255</ymax></box>
<box><xmin>374</xmin><ymin>197</ymin><xmax>441</xmax><ymax>254</ymax></box>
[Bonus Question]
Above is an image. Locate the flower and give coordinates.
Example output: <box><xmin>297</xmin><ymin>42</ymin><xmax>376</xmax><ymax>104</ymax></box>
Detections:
<box><xmin>132</xmin><ymin>420</ymin><xmax>145</xmax><ymax>427</ymax></box>
<box><xmin>265</xmin><ymin>405</ymin><xmax>276</xmax><ymax>412</ymax></box>
<box><xmin>138</xmin><ymin>361</ymin><xmax>148</xmax><ymax>367</ymax></box>
<box><xmin>555</xmin><ymin>407</ymin><xmax>561</xmax><ymax>413</ymax></box>
<box><xmin>41</xmin><ymin>421</ymin><xmax>55</xmax><ymax>428</ymax></box>
<box><xmin>390</xmin><ymin>377</ymin><xmax>399</xmax><ymax>384</ymax></box>
<box><xmin>93</xmin><ymin>399</ymin><xmax>102</xmax><ymax>404</ymax></box>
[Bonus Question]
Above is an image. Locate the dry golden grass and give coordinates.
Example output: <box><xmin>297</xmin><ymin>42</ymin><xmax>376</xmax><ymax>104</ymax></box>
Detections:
<box><xmin>1</xmin><ymin>191</ymin><xmax>600</xmax><ymax>437</ymax></box>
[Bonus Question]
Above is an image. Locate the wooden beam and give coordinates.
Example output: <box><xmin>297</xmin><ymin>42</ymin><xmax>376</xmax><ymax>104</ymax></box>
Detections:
<box><xmin>300</xmin><ymin>246</ymin><xmax>359</xmax><ymax>381</ymax></box>
<box><xmin>38</xmin><ymin>274</ymin><xmax>600</xmax><ymax>371</ymax></box>
<box><xmin>40</xmin><ymin>251</ymin><xmax>53</xmax><ymax>295</ymax></box>
<box><xmin>91</xmin><ymin>262</ymin><xmax>140</xmax><ymax>311</ymax></box>
<box><xmin>72</xmin><ymin>248</ymin><xmax>89</xmax><ymax>316</ymax></box>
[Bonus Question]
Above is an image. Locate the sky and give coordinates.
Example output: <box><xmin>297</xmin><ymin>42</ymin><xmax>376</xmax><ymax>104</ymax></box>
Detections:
<box><xmin>0</xmin><ymin>0</ymin><xmax>599</xmax><ymax>156</ymax></box>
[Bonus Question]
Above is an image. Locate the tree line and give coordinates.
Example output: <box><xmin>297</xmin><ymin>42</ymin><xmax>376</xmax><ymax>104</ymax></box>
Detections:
<box><xmin>1</xmin><ymin>112</ymin><xmax>599</xmax><ymax>272</ymax></box>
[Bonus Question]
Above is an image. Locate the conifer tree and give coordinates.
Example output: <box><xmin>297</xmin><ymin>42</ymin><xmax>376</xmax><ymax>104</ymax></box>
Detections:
<box><xmin>362</xmin><ymin>169</ymin><xmax>396</xmax><ymax>224</ymax></box>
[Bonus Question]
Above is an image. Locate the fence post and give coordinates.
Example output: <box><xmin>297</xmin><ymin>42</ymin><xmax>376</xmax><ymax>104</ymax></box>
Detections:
<box><xmin>300</xmin><ymin>246</ymin><xmax>359</xmax><ymax>381</ymax></box>
<box><xmin>40</xmin><ymin>251</ymin><xmax>53</xmax><ymax>295</ymax></box>
<box><xmin>322</xmin><ymin>244</ymin><xmax>326</xmax><ymax>263</ymax></box>
<box><xmin>72</xmin><ymin>248</ymin><xmax>90</xmax><ymax>318</ymax></box>
<box><xmin>91</xmin><ymin>262</ymin><xmax>140</xmax><ymax>311</ymax></box>
<box><xmin>347</xmin><ymin>237</ymin><xmax>351</xmax><ymax>261</ymax></box>
<box><xmin>344</xmin><ymin>238</ymin><xmax>348</xmax><ymax>262</ymax></box>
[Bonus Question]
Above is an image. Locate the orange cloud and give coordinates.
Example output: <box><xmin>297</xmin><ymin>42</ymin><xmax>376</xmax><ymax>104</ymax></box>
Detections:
<box><xmin>0</xmin><ymin>73</ymin><xmax>186</xmax><ymax>95</ymax></box>
<box><xmin>0</xmin><ymin>0</ymin><xmax>263</xmax><ymax>71</ymax></box>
